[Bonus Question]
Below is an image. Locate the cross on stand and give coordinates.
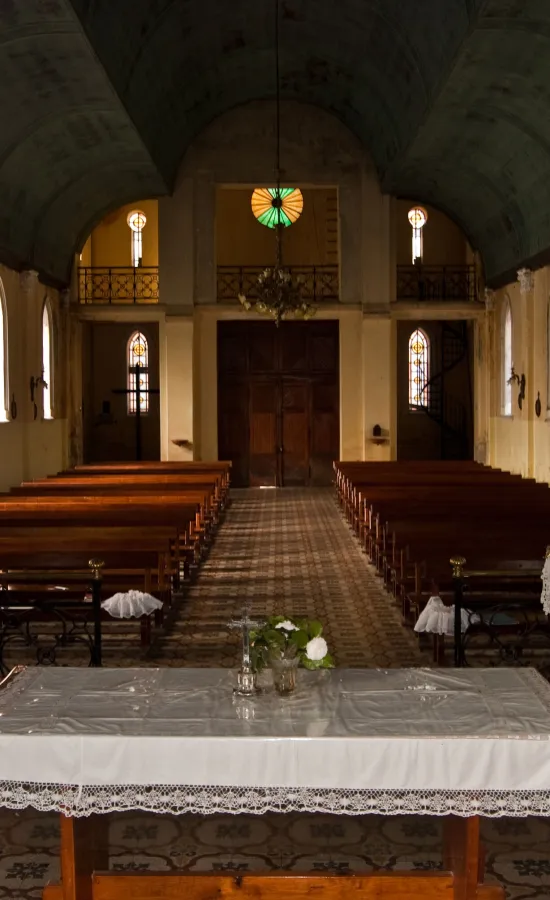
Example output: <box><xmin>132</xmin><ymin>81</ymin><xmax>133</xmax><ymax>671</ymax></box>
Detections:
<box><xmin>228</xmin><ymin>605</ymin><xmax>263</xmax><ymax>695</ymax></box>
<box><xmin>112</xmin><ymin>363</ymin><xmax>160</xmax><ymax>461</ymax></box>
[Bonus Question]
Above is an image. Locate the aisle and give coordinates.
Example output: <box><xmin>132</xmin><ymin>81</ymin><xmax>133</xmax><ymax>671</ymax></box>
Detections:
<box><xmin>154</xmin><ymin>488</ymin><xmax>426</xmax><ymax>667</ymax></box>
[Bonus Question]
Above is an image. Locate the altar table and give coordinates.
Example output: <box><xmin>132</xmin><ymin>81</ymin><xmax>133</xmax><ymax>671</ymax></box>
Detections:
<box><xmin>2</xmin><ymin>665</ymin><xmax>550</xmax><ymax>900</ymax></box>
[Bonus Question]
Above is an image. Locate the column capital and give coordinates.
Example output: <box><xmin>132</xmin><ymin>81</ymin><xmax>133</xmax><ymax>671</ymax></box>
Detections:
<box><xmin>517</xmin><ymin>267</ymin><xmax>534</xmax><ymax>294</ymax></box>
<box><xmin>19</xmin><ymin>269</ymin><xmax>39</xmax><ymax>294</ymax></box>
<box><xmin>483</xmin><ymin>287</ymin><xmax>495</xmax><ymax>311</ymax></box>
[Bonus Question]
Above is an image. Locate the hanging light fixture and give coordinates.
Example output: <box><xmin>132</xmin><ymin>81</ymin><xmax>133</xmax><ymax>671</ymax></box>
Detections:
<box><xmin>238</xmin><ymin>0</ymin><xmax>316</xmax><ymax>326</ymax></box>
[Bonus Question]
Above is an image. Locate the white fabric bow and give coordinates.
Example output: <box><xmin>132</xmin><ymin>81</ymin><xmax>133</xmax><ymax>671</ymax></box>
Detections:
<box><xmin>102</xmin><ymin>590</ymin><xmax>163</xmax><ymax>619</ymax></box>
<box><xmin>414</xmin><ymin>595</ymin><xmax>473</xmax><ymax>636</ymax></box>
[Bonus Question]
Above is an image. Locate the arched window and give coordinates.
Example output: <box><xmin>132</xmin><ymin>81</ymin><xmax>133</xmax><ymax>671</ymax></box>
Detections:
<box><xmin>502</xmin><ymin>298</ymin><xmax>512</xmax><ymax>416</ymax></box>
<box><xmin>127</xmin><ymin>210</ymin><xmax>146</xmax><ymax>267</ymax></box>
<box><xmin>408</xmin><ymin>207</ymin><xmax>428</xmax><ymax>264</ymax></box>
<box><xmin>42</xmin><ymin>300</ymin><xmax>53</xmax><ymax>420</ymax></box>
<box><xmin>127</xmin><ymin>331</ymin><xmax>149</xmax><ymax>415</ymax></box>
<box><xmin>409</xmin><ymin>328</ymin><xmax>430</xmax><ymax>409</ymax></box>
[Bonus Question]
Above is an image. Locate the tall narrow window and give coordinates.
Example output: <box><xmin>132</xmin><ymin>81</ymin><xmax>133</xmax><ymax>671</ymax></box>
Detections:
<box><xmin>502</xmin><ymin>298</ymin><xmax>512</xmax><ymax>416</ymax></box>
<box><xmin>127</xmin><ymin>331</ymin><xmax>149</xmax><ymax>415</ymax></box>
<box><xmin>409</xmin><ymin>327</ymin><xmax>430</xmax><ymax>409</ymax></box>
<box><xmin>42</xmin><ymin>300</ymin><xmax>53</xmax><ymax>419</ymax></box>
<box><xmin>0</xmin><ymin>280</ymin><xmax>7</xmax><ymax>422</ymax></box>
<box><xmin>408</xmin><ymin>206</ymin><xmax>428</xmax><ymax>264</ymax></box>
<box><xmin>127</xmin><ymin>210</ymin><xmax>146</xmax><ymax>268</ymax></box>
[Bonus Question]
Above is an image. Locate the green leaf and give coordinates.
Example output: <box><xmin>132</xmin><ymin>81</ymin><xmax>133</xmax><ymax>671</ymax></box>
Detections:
<box><xmin>301</xmin><ymin>656</ymin><xmax>320</xmax><ymax>670</ymax></box>
<box><xmin>264</xmin><ymin>629</ymin><xmax>285</xmax><ymax>646</ymax></box>
<box><xmin>308</xmin><ymin>620</ymin><xmax>323</xmax><ymax>638</ymax></box>
<box><xmin>321</xmin><ymin>654</ymin><xmax>335</xmax><ymax>668</ymax></box>
<box><xmin>290</xmin><ymin>629</ymin><xmax>308</xmax><ymax>649</ymax></box>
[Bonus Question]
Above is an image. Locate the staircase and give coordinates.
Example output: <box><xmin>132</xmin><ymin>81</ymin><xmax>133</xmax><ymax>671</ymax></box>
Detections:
<box><xmin>421</xmin><ymin>322</ymin><xmax>472</xmax><ymax>459</ymax></box>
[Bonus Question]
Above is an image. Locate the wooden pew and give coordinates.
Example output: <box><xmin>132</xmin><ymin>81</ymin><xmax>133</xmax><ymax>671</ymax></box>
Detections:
<box><xmin>333</xmin><ymin>461</ymin><xmax>549</xmax><ymax>668</ymax></box>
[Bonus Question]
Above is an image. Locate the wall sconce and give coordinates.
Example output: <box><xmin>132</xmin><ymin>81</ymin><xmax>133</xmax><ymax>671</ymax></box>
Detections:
<box><xmin>368</xmin><ymin>424</ymin><xmax>390</xmax><ymax>446</ymax></box>
<box><xmin>30</xmin><ymin>372</ymin><xmax>48</xmax><ymax>421</ymax></box>
<box><xmin>508</xmin><ymin>366</ymin><xmax>526</xmax><ymax>410</ymax></box>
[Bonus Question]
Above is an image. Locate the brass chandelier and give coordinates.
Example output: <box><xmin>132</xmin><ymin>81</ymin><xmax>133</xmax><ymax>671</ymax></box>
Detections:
<box><xmin>238</xmin><ymin>0</ymin><xmax>316</xmax><ymax>327</ymax></box>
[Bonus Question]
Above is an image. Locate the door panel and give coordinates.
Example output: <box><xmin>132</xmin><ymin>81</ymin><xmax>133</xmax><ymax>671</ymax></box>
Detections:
<box><xmin>218</xmin><ymin>321</ymin><xmax>340</xmax><ymax>486</ymax></box>
<box><xmin>249</xmin><ymin>382</ymin><xmax>278</xmax><ymax>486</ymax></box>
<box><xmin>218</xmin><ymin>381</ymin><xmax>248</xmax><ymax>486</ymax></box>
<box><xmin>310</xmin><ymin>380</ymin><xmax>339</xmax><ymax>485</ymax></box>
<box><xmin>281</xmin><ymin>381</ymin><xmax>309</xmax><ymax>486</ymax></box>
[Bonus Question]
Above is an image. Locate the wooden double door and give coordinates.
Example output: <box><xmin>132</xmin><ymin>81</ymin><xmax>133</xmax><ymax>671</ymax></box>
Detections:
<box><xmin>218</xmin><ymin>321</ymin><xmax>339</xmax><ymax>487</ymax></box>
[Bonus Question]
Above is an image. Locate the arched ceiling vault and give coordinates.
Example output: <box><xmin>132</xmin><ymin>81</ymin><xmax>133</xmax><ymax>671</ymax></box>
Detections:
<box><xmin>0</xmin><ymin>0</ymin><xmax>549</xmax><ymax>286</ymax></box>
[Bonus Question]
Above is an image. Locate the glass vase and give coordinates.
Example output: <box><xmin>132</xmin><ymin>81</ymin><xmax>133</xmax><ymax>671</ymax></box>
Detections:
<box><xmin>269</xmin><ymin>648</ymin><xmax>299</xmax><ymax>694</ymax></box>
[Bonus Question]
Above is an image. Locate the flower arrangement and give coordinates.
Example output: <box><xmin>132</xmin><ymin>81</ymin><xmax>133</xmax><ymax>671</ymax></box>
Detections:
<box><xmin>250</xmin><ymin>616</ymin><xmax>334</xmax><ymax>672</ymax></box>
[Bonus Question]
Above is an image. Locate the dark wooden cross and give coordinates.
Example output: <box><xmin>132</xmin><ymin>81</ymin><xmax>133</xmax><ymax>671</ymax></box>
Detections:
<box><xmin>112</xmin><ymin>363</ymin><xmax>160</xmax><ymax>461</ymax></box>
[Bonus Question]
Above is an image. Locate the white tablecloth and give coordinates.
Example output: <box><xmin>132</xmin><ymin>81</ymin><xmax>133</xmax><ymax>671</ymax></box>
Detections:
<box><xmin>1</xmin><ymin>666</ymin><xmax>550</xmax><ymax>817</ymax></box>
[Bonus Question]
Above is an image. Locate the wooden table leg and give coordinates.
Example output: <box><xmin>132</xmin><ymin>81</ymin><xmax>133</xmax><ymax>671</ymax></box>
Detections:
<box><xmin>43</xmin><ymin>813</ymin><xmax>109</xmax><ymax>900</ymax></box>
<box><xmin>443</xmin><ymin>815</ymin><xmax>504</xmax><ymax>900</ymax></box>
<box><xmin>444</xmin><ymin>815</ymin><xmax>480</xmax><ymax>900</ymax></box>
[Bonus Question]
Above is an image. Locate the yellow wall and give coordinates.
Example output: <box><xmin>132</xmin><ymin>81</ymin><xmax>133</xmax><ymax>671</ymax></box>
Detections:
<box><xmin>0</xmin><ymin>264</ymin><xmax>68</xmax><ymax>491</ymax></box>
<box><xmin>483</xmin><ymin>267</ymin><xmax>550</xmax><ymax>483</ymax></box>
<box><xmin>216</xmin><ymin>188</ymin><xmax>337</xmax><ymax>267</ymax></box>
<box><xmin>395</xmin><ymin>201</ymin><xmax>469</xmax><ymax>266</ymax></box>
<box><xmin>84</xmin><ymin>200</ymin><xmax>159</xmax><ymax>268</ymax></box>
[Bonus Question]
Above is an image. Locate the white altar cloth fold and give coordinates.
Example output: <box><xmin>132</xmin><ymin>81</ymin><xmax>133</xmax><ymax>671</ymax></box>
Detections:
<box><xmin>1</xmin><ymin>667</ymin><xmax>550</xmax><ymax>817</ymax></box>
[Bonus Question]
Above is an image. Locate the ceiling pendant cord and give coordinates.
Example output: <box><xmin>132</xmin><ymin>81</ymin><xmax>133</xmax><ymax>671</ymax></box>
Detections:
<box><xmin>275</xmin><ymin>0</ymin><xmax>283</xmax><ymax>269</ymax></box>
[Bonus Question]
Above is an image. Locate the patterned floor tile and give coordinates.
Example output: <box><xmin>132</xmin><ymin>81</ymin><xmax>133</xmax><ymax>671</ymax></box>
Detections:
<box><xmin>0</xmin><ymin>488</ymin><xmax>548</xmax><ymax>898</ymax></box>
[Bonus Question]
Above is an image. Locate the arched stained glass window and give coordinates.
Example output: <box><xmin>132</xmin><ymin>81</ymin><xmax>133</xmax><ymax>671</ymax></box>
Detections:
<box><xmin>127</xmin><ymin>331</ymin><xmax>149</xmax><ymax>415</ymax></box>
<box><xmin>251</xmin><ymin>187</ymin><xmax>304</xmax><ymax>228</ymax></box>
<box><xmin>0</xmin><ymin>280</ymin><xmax>7</xmax><ymax>422</ymax></box>
<box><xmin>502</xmin><ymin>298</ymin><xmax>512</xmax><ymax>416</ymax></box>
<box><xmin>42</xmin><ymin>300</ymin><xmax>53</xmax><ymax>420</ymax></box>
<box><xmin>408</xmin><ymin>206</ymin><xmax>428</xmax><ymax>264</ymax></box>
<box><xmin>408</xmin><ymin>328</ymin><xmax>430</xmax><ymax>409</ymax></box>
<box><xmin>127</xmin><ymin>210</ymin><xmax>146</xmax><ymax>268</ymax></box>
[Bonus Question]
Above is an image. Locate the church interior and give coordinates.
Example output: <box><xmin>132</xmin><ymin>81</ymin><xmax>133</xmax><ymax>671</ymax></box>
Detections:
<box><xmin>1</xmin><ymin>1</ymin><xmax>550</xmax><ymax>898</ymax></box>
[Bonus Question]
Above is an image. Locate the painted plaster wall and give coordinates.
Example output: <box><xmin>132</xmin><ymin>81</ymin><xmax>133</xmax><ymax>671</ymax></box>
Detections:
<box><xmin>483</xmin><ymin>268</ymin><xmax>550</xmax><ymax>484</ymax></box>
<box><xmin>82</xmin><ymin>200</ymin><xmax>159</xmax><ymax>268</ymax></box>
<box><xmin>216</xmin><ymin>187</ymin><xmax>336</xmax><ymax>267</ymax></box>
<box><xmin>395</xmin><ymin>200</ymin><xmax>470</xmax><ymax>266</ymax></box>
<box><xmin>0</xmin><ymin>264</ymin><xmax>67</xmax><ymax>491</ymax></box>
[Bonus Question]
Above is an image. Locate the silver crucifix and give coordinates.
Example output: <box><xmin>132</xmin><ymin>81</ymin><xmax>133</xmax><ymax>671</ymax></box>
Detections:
<box><xmin>228</xmin><ymin>607</ymin><xmax>263</xmax><ymax>695</ymax></box>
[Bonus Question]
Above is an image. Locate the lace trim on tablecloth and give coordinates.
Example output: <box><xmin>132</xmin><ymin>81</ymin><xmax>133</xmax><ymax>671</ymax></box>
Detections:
<box><xmin>2</xmin><ymin>782</ymin><xmax>550</xmax><ymax>819</ymax></box>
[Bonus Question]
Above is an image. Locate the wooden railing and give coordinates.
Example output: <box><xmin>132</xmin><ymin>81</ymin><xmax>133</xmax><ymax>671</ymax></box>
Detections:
<box><xmin>78</xmin><ymin>267</ymin><xmax>159</xmax><ymax>304</ymax></box>
<box><xmin>396</xmin><ymin>264</ymin><xmax>478</xmax><ymax>303</ymax></box>
<box><xmin>217</xmin><ymin>265</ymin><xmax>339</xmax><ymax>303</ymax></box>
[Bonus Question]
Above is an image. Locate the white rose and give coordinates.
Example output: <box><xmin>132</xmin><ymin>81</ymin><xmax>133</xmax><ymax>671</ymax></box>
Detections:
<box><xmin>275</xmin><ymin>620</ymin><xmax>298</xmax><ymax>632</ymax></box>
<box><xmin>305</xmin><ymin>636</ymin><xmax>328</xmax><ymax>662</ymax></box>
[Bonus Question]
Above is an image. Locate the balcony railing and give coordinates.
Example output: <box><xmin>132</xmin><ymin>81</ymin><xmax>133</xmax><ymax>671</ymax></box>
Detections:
<box><xmin>78</xmin><ymin>267</ymin><xmax>159</xmax><ymax>304</ymax></box>
<box><xmin>396</xmin><ymin>265</ymin><xmax>478</xmax><ymax>303</ymax></box>
<box><xmin>77</xmin><ymin>264</ymin><xmax>475</xmax><ymax>305</ymax></box>
<box><xmin>217</xmin><ymin>265</ymin><xmax>339</xmax><ymax>303</ymax></box>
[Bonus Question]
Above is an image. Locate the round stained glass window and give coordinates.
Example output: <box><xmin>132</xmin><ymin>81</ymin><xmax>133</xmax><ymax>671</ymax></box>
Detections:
<box><xmin>251</xmin><ymin>188</ymin><xmax>304</xmax><ymax>229</ymax></box>
<box><xmin>127</xmin><ymin>210</ymin><xmax>147</xmax><ymax>232</ymax></box>
<box><xmin>407</xmin><ymin>207</ymin><xmax>428</xmax><ymax>230</ymax></box>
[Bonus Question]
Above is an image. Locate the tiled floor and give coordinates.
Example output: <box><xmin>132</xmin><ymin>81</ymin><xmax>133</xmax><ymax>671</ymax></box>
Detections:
<box><xmin>0</xmin><ymin>488</ymin><xmax>549</xmax><ymax>899</ymax></box>
<box><xmin>153</xmin><ymin>487</ymin><xmax>426</xmax><ymax>668</ymax></box>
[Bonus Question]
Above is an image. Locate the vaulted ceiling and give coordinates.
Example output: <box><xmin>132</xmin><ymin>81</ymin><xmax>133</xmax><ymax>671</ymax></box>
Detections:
<box><xmin>1</xmin><ymin>0</ymin><xmax>549</xmax><ymax>286</ymax></box>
